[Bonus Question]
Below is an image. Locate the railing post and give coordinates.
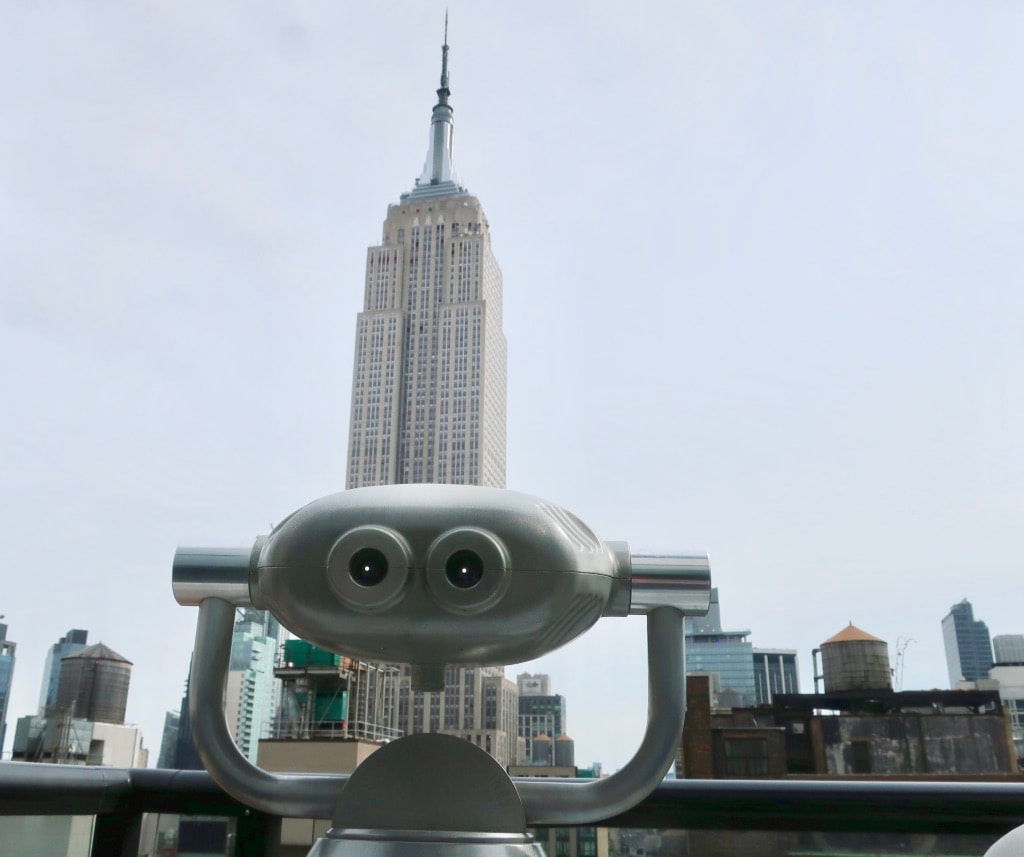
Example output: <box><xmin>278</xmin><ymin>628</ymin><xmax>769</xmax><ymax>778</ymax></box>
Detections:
<box><xmin>90</xmin><ymin>811</ymin><xmax>142</xmax><ymax>857</ymax></box>
<box><xmin>235</xmin><ymin>810</ymin><xmax>281</xmax><ymax>857</ymax></box>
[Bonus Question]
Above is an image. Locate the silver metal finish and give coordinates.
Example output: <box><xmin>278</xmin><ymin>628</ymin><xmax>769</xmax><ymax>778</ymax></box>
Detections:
<box><xmin>253</xmin><ymin>485</ymin><xmax>621</xmax><ymax>667</ymax></box>
<box><xmin>517</xmin><ymin>607</ymin><xmax>685</xmax><ymax>825</ymax></box>
<box><xmin>326</xmin><ymin>526</ymin><xmax>412</xmax><ymax>613</ymax></box>
<box><xmin>172</xmin><ymin>545</ymin><xmax>257</xmax><ymax>606</ymax></box>
<box><xmin>189</xmin><ymin>597</ymin><xmax>343</xmax><ymax>817</ymax></box>
<box><xmin>308</xmin><ymin>834</ymin><xmax>545</xmax><ymax>857</ymax></box>
<box><xmin>331</xmin><ymin>733</ymin><xmax>525</xmax><ymax>832</ymax></box>
<box><xmin>184</xmin><ymin>598</ymin><xmax>687</xmax><ymax>826</ymax></box>
<box><xmin>985</xmin><ymin>824</ymin><xmax>1024</xmax><ymax>857</ymax></box>
<box><xmin>627</xmin><ymin>551</ymin><xmax>711</xmax><ymax>615</ymax></box>
<box><xmin>175</xmin><ymin>486</ymin><xmax>710</xmax><ymax>828</ymax></box>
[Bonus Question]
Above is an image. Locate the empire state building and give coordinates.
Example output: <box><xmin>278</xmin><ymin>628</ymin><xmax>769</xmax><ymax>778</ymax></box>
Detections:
<box><xmin>346</xmin><ymin>34</ymin><xmax>507</xmax><ymax>490</ymax></box>
<box><xmin>342</xmin><ymin>34</ymin><xmax>519</xmax><ymax>767</ymax></box>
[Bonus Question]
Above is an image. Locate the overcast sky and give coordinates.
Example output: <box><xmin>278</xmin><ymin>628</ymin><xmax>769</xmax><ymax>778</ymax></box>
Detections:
<box><xmin>2</xmin><ymin>4</ymin><xmax>1022</xmax><ymax>772</ymax></box>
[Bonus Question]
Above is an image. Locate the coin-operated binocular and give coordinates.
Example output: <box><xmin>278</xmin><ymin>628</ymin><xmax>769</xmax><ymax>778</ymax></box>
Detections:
<box><xmin>174</xmin><ymin>485</ymin><xmax>711</xmax><ymax>857</ymax></box>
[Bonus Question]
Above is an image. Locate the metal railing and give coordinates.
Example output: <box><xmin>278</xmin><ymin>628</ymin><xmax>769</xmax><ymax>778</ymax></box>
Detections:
<box><xmin>2</xmin><ymin>762</ymin><xmax>1024</xmax><ymax>857</ymax></box>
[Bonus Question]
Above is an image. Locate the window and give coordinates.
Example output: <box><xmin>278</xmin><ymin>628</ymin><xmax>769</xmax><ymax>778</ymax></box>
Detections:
<box><xmin>723</xmin><ymin>737</ymin><xmax>768</xmax><ymax>778</ymax></box>
<box><xmin>850</xmin><ymin>741</ymin><xmax>872</xmax><ymax>774</ymax></box>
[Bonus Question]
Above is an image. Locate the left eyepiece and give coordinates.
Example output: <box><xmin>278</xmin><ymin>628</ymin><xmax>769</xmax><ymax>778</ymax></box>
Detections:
<box><xmin>349</xmin><ymin>547</ymin><xmax>389</xmax><ymax>587</ymax></box>
<box><xmin>326</xmin><ymin>526</ymin><xmax>411</xmax><ymax>611</ymax></box>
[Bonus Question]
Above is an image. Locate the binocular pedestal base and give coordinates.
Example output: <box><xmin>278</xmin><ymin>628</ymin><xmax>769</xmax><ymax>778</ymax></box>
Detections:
<box><xmin>309</xmin><ymin>831</ymin><xmax>545</xmax><ymax>857</ymax></box>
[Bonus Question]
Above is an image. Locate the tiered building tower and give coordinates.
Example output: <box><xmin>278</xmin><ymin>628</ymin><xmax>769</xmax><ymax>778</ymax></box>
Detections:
<box><xmin>346</xmin><ymin>29</ymin><xmax>506</xmax><ymax>490</ymax></box>
<box><xmin>343</xmin><ymin>29</ymin><xmax>517</xmax><ymax>767</ymax></box>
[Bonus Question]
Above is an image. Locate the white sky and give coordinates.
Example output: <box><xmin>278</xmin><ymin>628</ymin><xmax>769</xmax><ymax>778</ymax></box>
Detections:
<box><xmin>2</xmin><ymin>4</ymin><xmax>1022</xmax><ymax>772</ymax></box>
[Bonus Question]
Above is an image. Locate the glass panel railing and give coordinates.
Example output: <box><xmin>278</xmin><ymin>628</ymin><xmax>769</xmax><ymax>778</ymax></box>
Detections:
<box><xmin>137</xmin><ymin>814</ymin><xmax>236</xmax><ymax>857</ymax></box>
<box><xmin>0</xmin><ymin>815</ymin><xmax>95</xmax><ymax>857</ymax></box>
<box><xmin>609</xmin><ymin>827</ymin><xmax>1003</xmax><ymax>857</ymax></box>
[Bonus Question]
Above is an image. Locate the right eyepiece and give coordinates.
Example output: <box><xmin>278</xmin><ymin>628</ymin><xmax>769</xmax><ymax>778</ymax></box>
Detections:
<box><xmin>426</xmin><ymin>528</ymin><xmax>509</xmax><ymax>613</ymax></box>
<box><xmin>445</xmin><ymin>549</ymin><xmax>484</xmax><ymax>589</ymax></box>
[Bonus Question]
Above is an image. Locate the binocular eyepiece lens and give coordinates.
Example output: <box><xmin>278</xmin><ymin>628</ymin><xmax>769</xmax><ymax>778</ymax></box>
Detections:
<box><xmin>349</xmin><ymin>547</ymin><xmax>389</xmax><ymax>587</ymax></box>
<box><xmin>445</xmin><ymin>549</ymin><xmax>484</xmax><ymax>589</ymax></box>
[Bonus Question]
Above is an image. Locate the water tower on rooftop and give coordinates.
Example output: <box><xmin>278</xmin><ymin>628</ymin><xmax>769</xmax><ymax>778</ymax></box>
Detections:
<box><xmin>820</xmin><ymin>623</ymin><xmax>891</xmax><ymax>692</ymax></box>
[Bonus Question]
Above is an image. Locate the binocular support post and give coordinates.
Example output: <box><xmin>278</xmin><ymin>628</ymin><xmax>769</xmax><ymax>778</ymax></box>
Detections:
<box><xmin>189</xmin><ymin>599</ymin><xmax>686</xmax><ymax>825</ymax></box>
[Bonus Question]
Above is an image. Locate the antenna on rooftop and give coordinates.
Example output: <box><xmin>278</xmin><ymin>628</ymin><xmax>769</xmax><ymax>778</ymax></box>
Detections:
<box><xmin>894</xmin><ymin>637</ymin><xmax>915</xmax><ymax>691</ymax></box>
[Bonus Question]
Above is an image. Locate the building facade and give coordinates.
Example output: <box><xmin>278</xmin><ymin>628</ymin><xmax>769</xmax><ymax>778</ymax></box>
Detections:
<box><xmin>942</xmin><ymin>599</ymin><xmax>994</xmax><ymax>686</ymax></box>
<box><xmin>752</xmin><ymin>649</ymin><xmax>799</xmax><ymax>706</ymax></box>
<box><xmin>685</xmin><ymin>588</ymin><xmax>756</xmax><ymax>707</ymax></box>
<box><xmin>680</xmin><ymin>674</ymin><xmax>1018</xmax><ymax>779</ymax></box>
<box><xmin>994</xmin><ymin>634</ymin><xmax>1024</xmax><ymax>665</ymax></box>
<box><xmin>37</xmin><ymin>628</ymin><xmax>88</xmax><ymax>715</ymax></box>
<box><xmin>156</xmin><ymin>710</ymin><xmax>180</xmax><ymax>769</ymax></box>
<box><xmin>517</xmin><ymin>672</ymin><xmax>567</xmax><ymax>765</ymax></box>
<box><xmin>345</xmin><ymin>36</ymin><xmax>506</xmax><ymax>491</ymax></box>
<box><xmin>517</xmin><ymin>673</ymin><xmax>552</xmax><ymax>697</ymax></box>
<box><xmin>988</xmin><ymin>664</ymin><xmax>1024</xmax><ymax>769</ymax></box>
<box><xmin>224</xmin><ymin>609</ymin><xmax>281</xmax><ymax>764</ymax></box>
<box><xmin>12</xmin><ymin>716</ymin><xmax>146</xmax><ymax>767</ymax></box>
<box><xmin>272</xmin><ymin>640</ymin><xmax>401</xmax><ymax>743</ymax></box>
<box><xmin>340</xmin><ymin>33</ymin><xmax>516</xmax><ymax>765</ymax></box>
<box><xmin>394</xmin><ymin>666</ymin><xmax>520</xmax><ymax>769</ymax></box>
<box><xmin>0</xmin><ymin>622</ymin><xmax>15</xmax><ymax>753</ymax></box>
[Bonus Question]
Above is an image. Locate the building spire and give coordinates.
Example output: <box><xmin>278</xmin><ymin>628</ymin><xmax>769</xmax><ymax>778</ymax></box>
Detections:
<box><xmin>439</xmin><ymin>11</ymin><xmax>449</xmax><ymax>101</ymax></box>
<box><xmin>406</xmin><ymin>14</ymin><xmax>464</xmax><ymax>200</ymax></box>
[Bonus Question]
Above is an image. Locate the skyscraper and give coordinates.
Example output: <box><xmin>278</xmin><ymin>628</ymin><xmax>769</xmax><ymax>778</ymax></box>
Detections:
<box><xmin>224</xmin><ymin>609</ymin><xmax>281</xmax><ymax>764</ymax></box>
<box><xmin>517</xmin><ymin>673</ymin><xmax>567</xmax><ymax>765</ymax></box>
<box><xmin>942</xmin><ymin>599</ymin><xmax>994</xmax><ymax>686</ymax></box>
<box><xmin>0</xmin><ymin>622</ymin><xmax>15</xmax><ymax>753</ymax></box>
<box><xmin>38</xmin><ymin>628</ymin><xmax>88</xmax><ymax>715</ymax></box>
<box><xmin>342</xmin><ymin>30</ymin><xmax>516</xmax><ymax>765</ymax></box>
<box><xmin>685</xmin><ymin>588</ymin><xmax>756</xmax><ymax>708</ymax></box>
<box><xmin>345</xmin><ymin>30</ymin><xmax>506</xmax><ymax>490</ymax></box>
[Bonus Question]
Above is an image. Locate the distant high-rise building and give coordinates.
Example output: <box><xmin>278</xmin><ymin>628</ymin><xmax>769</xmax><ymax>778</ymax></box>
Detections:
<box><xmin>171</xmin><ymin>667</ymin><xmax>203</xmax><ymax>771</ymax></box>
<box><xmin>516</xmin><ymin>673</ymin><xmax>566</xmax><ymax>765</ymax></box>
<box><xmin>752</xmin><ymin>649</ymin><xmax>799</xmax><ymax>705</ymax></box>
<box><xmin>156</xmin><ymin>711</ymin><xmax>180</xmax><ymax>769</ymax></box>
<box><xmin>340</xmin><ymin>30</ymin><xmax>514</xmax><ymax>764</ymax></box>
<box><xmin>224</xmin><ymin>609</ymin><xmax>281</xmax><ymax>764</ymax></box>
<box><xmin>0</xmin><ymin>622</ymin><xmax>15</xmax><ymax>753</ymax></box>
<box><xmin>517</xmin><ymin>673</ymin><xmax>552</xmax><ymax>697</ymax></box>
<box><xmin>685</xmin><ymin>588</ymin><xmax>756</xmax><ymax>708</ymax></box>
<box><xmin>38</xmin><ymin>629</ymin><xmax>88</xmax><ymax>714</ymax></box>
<box><xmin>993</xmin><ymin>634</ymin><xmax>1024</xmax><ymax>665</ymax></box>
<box><xmin>942</xmin><ymin>599</ymin><xmax>994</xmax><ymax>686</ymax></box>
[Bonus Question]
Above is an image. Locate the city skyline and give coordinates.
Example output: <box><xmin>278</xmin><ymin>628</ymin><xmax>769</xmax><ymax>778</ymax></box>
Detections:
<box><xmin>2</xmin><ymin>6</ymin><xmax>1022</xmax><ymax>771</ymax></box>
